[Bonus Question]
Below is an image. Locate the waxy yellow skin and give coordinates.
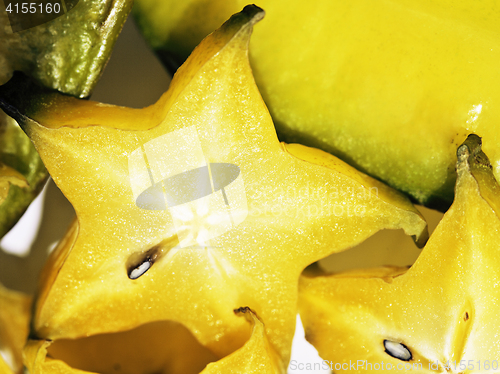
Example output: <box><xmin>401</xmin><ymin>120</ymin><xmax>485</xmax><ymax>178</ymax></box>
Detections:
<box><xmin>134</xmin><ymin>0</ymin><xmax>500</xmax><ymax>209</ymax></box>
<box><xmin>0</xmin><ymin>6</ymin><xmax>427</xmax><ymax>371</ymax></box>
<box><xmin>299</xmin><ymin>135</ymin><xmax>500</xmax><ymax>373</ymax></box>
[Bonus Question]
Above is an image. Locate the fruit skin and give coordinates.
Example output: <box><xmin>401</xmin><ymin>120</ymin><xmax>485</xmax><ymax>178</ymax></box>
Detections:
<box><xmin>133</xmin><ymin>0</ymin><xmax>500</xmax><ymax>209</ymax></box>
<box><xmin>0</xmin><ymin>113</ymin><xmax>47</xmax><ymax>238</ymax></box>
<box><xmin>0</xmin><ymin>0</ymin><xmax>133</xmax><ymax>97</ymax></box>
<box><xmin>0</xmin><ymin>0</ymin><xmax>133</xmax><ymax>238</ymax></box>
<box><xmin>299</xmin><ymin>134</ymin><xmax>500</xmax><ymax>373</ymax></box>
<box><xmin>0</xmin><ymin>5</ymin><xmax>427</xmax><ymax>368</ymax></box>
<box><xmin>24</xmin><ymin>307</ymin><xmax>282</xmax><ymax>374</ymax></box>
<box><xmin>0</xmin><ymin>164</ymin><xmax>27</xmax><ymax>205</ymax></box>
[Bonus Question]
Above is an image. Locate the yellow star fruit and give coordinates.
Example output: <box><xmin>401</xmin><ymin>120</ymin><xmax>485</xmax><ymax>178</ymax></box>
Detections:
<box><xmin>0</xmin><ymin>5</ymin><xmax>427</xmax><ymax>369</ymax></box>
<box><xmin>133</xmin><ymin>0</ymin><xmax>500</xmax><ymax>209</ymax></box>
<box><xmin>0</xmin><ymin>283</ymin><xmax>31</xmax><ymax>374</ymax></box>
<box><xmin>24</xmin><ymin>307</ymin><xmax>282</xmax><ymax>374</ymax></box>
<box><xmin>299</xmin><ymin>134</ymin><xmax>500</xmax><ymax>372</ymax></box>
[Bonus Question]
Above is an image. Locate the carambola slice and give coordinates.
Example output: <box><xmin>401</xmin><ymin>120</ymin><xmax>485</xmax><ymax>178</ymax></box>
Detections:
<box><xmin>299</xmin><ymin>134</ymin><xmax>500</xmax><ymax>372</ymax></box>
<box><xmin>0</xmin><ymin>5</ymin><xmax>427</xmax><ymax>369</ymax></box>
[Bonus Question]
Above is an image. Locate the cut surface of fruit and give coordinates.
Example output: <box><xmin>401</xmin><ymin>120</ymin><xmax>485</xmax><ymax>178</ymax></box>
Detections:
<box><xmin>24</xmin><ymin>308</ymin><xmax>282</xmax><ymax>374</ymax></box>
<box><xmin>299</xmin><ymin>134</ymin><xmax>500</xmax><ymax>372</ymax></box>
<box><xmin>133</xmin><ymin>0</ymin><xmax>500</xmax><ymax>209</ymax></box>
<box><xmin>0</xmin><ymin>5</ymin><xmax>427</xmax><ymax>368</ymax></box>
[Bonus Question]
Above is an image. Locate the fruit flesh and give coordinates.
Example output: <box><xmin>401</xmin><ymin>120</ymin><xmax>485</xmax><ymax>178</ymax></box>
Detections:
<box><xmin>133</xmin><ymin>0</ymin><xmax>500</xmax><ymax>209</ymax></box>
<box><xmin>0</xmin><ymin>5</ymin><xmax>427</xmax><ymax>369</ymax></box>
<box><xmin>299</xmin><ymin>134</ymin><xmax>500</xmax><ymax>372</ymax></box>
<box><xmin>24</xmin><ymin>308</ymin><xmax>282</xmax><ymax>374</ymax></box>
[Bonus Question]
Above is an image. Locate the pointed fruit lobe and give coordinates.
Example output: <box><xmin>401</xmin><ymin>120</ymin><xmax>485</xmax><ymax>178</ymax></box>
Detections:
<box><xmin>299</xmin><ymin>134</ymin><xmax>500</xmax><ymax>372</ymax></box>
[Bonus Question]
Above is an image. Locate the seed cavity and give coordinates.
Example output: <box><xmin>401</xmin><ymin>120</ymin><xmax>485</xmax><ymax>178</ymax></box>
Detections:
<box><xmin>464</xmin><ymin>311</ymin><xmax>469</xmax><ymax>321</ymax></box>
<box><xmin>129</xmin><ymin>261</ymin><xmax>151</xmax><ymax>280</ymax></box>
<box><xmin>384</xmin><ymin>340</ymin><xmax>412</xmax><ymax>361</ymax></box>
<box><xmin>126</xmin><ymin>236</ymin><xmax>179</xmax><ymax>280</ymax></box>
<box><xmin>127</xmin><ymin>247</ymin><xmax>160</xmax><ymax>280</ymax></box>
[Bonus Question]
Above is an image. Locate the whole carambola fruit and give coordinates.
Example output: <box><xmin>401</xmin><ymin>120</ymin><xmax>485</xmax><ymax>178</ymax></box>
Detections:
<box><xmin>0</xmin><ymin>6</ymin><xmax>427</xmax><ymax>371</ymax></box>
<box><xmin>0</xmin><ymin>0</ymin><xmax>133</xmax><ymax>238</ymax></box>
<box><xmin>133</xmin><ymin>0</ymin><xmax>500</xmax><ymax>209</ymax></box>
<box><xmin>299</xmin><ymin>134</ymin><xmax>500</xmax><ymax>372</ymax></box>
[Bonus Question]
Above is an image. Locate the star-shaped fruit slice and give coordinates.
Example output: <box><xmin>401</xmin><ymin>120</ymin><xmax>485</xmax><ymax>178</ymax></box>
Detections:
<box><xmin>0</xmin><ymin>5</ymin><xmax>427</xmax><ymax>368</ymax></box>
<box><xmin>299</xmin><ymin>134</ymin><xmax>500</xmax><ymax>372</ymax></box>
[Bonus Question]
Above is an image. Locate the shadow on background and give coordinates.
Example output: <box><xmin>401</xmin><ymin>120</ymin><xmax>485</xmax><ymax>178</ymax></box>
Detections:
<box><xmin>0</xmin><ymin>179</ymin><xmax>74</xmax><ymax>293</ymax></box>
<box><xmin>90</xmin><ymin>16</ymin><xmax>170</xmax><ymax>107</ymax></box>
